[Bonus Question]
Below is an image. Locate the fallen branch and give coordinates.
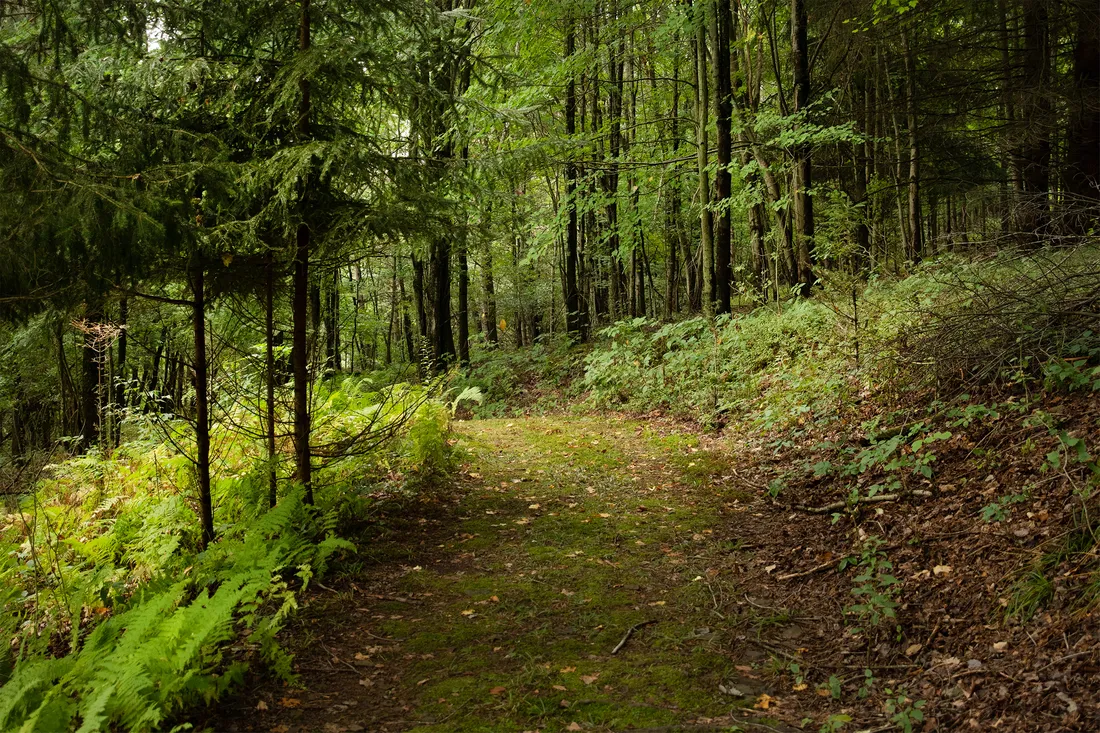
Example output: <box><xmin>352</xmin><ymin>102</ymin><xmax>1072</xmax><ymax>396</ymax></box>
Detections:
<box><xmin>611</xmin><ymin>619</ymin><xmax>658</xmax><ymax>655</ymax></box>
<box><xmin>795</xmin><ymin>489</ymin><xmax>932</xmax><ymax>515</ymax></box>
<box><xmin>776</xmin><ymin>562</ymin><xmax>838</xmax><ymax>581</ymax></box>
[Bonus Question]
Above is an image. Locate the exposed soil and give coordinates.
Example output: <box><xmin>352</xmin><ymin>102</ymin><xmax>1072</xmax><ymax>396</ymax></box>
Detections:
<box><xmin>194</xmin><ymin>404</ymin><xmax>1100</xmax><ymax>733</ymax></box>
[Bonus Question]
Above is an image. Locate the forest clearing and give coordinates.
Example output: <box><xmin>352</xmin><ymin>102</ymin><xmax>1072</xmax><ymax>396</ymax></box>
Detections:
<box><xmin>1</xmin><ymin>0</ymin><xmax>1099</xmax><ymax>731</ymax></box>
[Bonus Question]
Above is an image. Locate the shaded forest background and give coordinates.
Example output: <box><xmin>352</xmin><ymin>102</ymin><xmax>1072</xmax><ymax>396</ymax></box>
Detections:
<box><xmin>0</xmin><ymin>0</ymin><xmax>1098</xmax><ymax>729</ymax></box>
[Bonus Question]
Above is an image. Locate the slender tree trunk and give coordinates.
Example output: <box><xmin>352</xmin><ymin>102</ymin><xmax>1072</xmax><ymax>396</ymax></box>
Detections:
<box><xmin>901</xmin><ymin>29</ymin><xmax>922</xmax><ymax>260</ymax></box>
<box><xmin>565</xmin><ymin>17</ymin><xmax>583</xmax><ymax>340</ymax></box>
<box><xmin>791</xmin><ymin>0</ymin><xmax>814</xmax><ymax>292</ymax></box>
<box><xmin>265</xmin><ymin>253</ymin><xmax>278</xmax><ymax>508</ymax></box>
<box><xmin>481</xmin><ymin>214</ymin><xmax>498</xmax><ymax>344</ymax></box>
<box><xmin>1019</xmin><ymin>0</ymin><xmax>1051</xmax><ymax>234</ymax></box>
<box><xmin>713</xmin><ymin>0</ymin><xmax>733</xmax><ymax>313</ymax></box>
<box><xmin>1066</xmin><ymin>0</ymin><xmax>1100</xmax><ymax>228</ymax></box>
<box><xmin>605</xmin><ymin>11</ymin><xmax>625</xmax><ymax>321</ymax></box>
<box><xmin>399</xmin><ymin>277</ymin><xmax>415</xmax><ymax>362</ymax></box>
<box><xmin>695</xmin><ymin>3</ymin><xmax>714</xmax><ymax>318</ymax></box>
<box><xmin>80</xmin><ymin>298</ymin><xmax>102</xmax><ymax>451</ymax></box>
<box><xmin>191</xmin><ymin>265</ymin><xmax>214</xmax><ymax>548</ymax></box>
<box><xmin>292</xmin><ymin>0</ymin><xmax>313</xmax><ymax>502</ymax></box>
<box><xmin>457</xmin><ymin>225</ymin><xmax>470</xmax><ymax>367</ymax></box>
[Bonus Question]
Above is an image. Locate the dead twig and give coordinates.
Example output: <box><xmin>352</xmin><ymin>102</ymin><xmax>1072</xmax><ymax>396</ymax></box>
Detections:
<box><xmin>776</xmin><ymin>561</ymin><xmax>838</xmax><ymax>581</ymax></box>
<box><xmin>611</xmin><ymin>619</ymin><xmax>658</xmax><ymax>655</ymax></box>
<box><xmin>795</xmin><ymin>489</ymin><xmax>932</xmax><ymax>515</ymax></box>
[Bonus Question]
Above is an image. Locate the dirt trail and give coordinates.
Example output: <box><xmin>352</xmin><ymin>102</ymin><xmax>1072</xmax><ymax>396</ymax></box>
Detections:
<box><xmin>196</xmin><ymin>416</ymin><xmax>799</xmax><ymax>733</ymax></box>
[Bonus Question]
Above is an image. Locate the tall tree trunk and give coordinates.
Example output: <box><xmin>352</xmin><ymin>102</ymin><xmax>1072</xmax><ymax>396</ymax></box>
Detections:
<box><xmin>80</xmin><ymin>298</ymin><xmax>102</xmax><ymax>451</ymax></box>
<box><xmin>431</xmin><ymin>231</ymin><xmax>455</xmax><ymax>370</ymax></box>
<box><xmin>791</xmin><ymin>0</ymin><xmax>815</xmax><ymax>292</ymax></box>
<box><xmin>901</xmin><ymin>29</ymin><xmax>923</xmax><ymax>260</ymax></box>
<box><xmin>457</xmin><ymin>225</ymin><xmax>470</xmax><ymax>367</ymax></box>
<box><xmin>191</xmin><ymin>264</ymin><xmax>214</xmax><ymax>548</ymax></box>
<box><xmin>1066</xmin><ymin>0</ymin><xmax>1100</xmax><ymax>228</ymax></box>
<box><xmin>713</xmin><ymin>0</ymin><xmax>733</xmax><ymax>313</ymax></box>
<box><xmin>564</xmin><ymin>17</ymin><xmax>583</xmax><ymax>340</ymax></box>
<box><xmin>481</xmin><ymin>209</ymin><xmax>498</xmax><ymax>344</ymax></box>
<box><xmin>1019</xmin><ymin>0</ymin><xmax>1051</xmax><ymax>234</ymax></box>
<box><xmin>412</xmin><ymin>254</ymin><xmax>429</xmax><ymax>351</ymax></box>
<box><xmin>998</xmin><ymin>0</ymin><xmax>1021</xmax><ymax>232</ymax></box>
<box><xmin>399</xmin><ymin>277</ymin><xmax>416</xmax><ymax>363</ymax></box>
<box><xmin>292</xmin><ymin>0</ymin><xmax>313</xmax><ymax>503</ymax></box>
<box><xmin>695</xmin><ymin>2</ymin><xmax>714</xmax><ymax>318</ymax></box>
<box><xmin>605</xmin><ymin>10</ymin><xmax>625</xmax><ymax>321</ymax></box>
<box><xmin>265</xmin><ymin>253</ymin><xmax>278</xmax><ymax>508</ymax></box>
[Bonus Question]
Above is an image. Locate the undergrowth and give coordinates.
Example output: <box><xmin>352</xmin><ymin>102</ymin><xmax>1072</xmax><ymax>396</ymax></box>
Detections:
<box><xmin>0</xmin><ymin>375</ymin><xmax>459</xmax><ymax>731</ymax></box>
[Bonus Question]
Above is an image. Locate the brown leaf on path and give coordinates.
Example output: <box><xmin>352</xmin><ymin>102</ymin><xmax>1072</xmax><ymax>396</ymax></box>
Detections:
<box><xmin>552</xmin><ymin>684</ymin><xmax>567</xmax><ymax>691</ymax></box>
<box><xmin>255</xmin><ymin>700</ymin><xmax>269</xmax><ymax>710</ymax></box>
<box><xmin>753</xmin><ymin>694</ymin><xmax>777</xmax><ymax>710</ymax></box>
<box><xmin>278</xmin><ymin>697</ymin><xmax>301</xmax><ymax>708</ymax></box>
<box><xmin>581</xmin><ymin>673</ymin><xmax>600</xmax><ymax>685</ymax></box>
<box><xmin>489</xmin><ymin>686</ymin><xmax>507</xmax><ymax>695</ymax></box>
<box><xmin>567</xmin><ymin>723</ymin><xmax>583</xmax><ymax>731</ymax></box>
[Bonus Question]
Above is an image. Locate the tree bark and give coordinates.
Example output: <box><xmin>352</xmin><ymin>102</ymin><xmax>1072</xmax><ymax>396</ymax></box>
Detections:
<box><xmin>1066</xmin><ymin>0</ymin><xmax>1100</xmax><ymax>226</ymax></box>
<box><xmin>265</xmin><ymin>253</ymin><xmax>278</xmax><ymax>508</ymax></box>
<box><xmin>1019</xmin><ymin>0</ymin><xmax>1051</xmax><ymax>234</ymax></box>
<box><xmin>695</xmin><ymin>2</ymin><xmax>714</xmax><ymax>319</ymax></box>
<box><xmin>901</xmin><ymin>28</ymin><xmax>922</xmax><ymax>260</ymax></box>
<box><xmin>191</xmin><ymin>264</ymin><xmax>214</xmax><ymax>548</ymax></box>
<box><xmin>80</xmin><ymin>298</ymin><xmax>102</xmax><ymax>451</ymax></box>
<box><xmin>292</xmin><ymin>0</ymin><xmax>313</xmax><ymax>503</ymax></box>
<box><xmin>790</xmin><ymin>0</ymin><xmax>815</xmax><ymax>292</ymax></box>
<box><xmin>565</xmin><ymin>17</ymin><xmax>583</xmax><ymax>340</ymax></box>
<box><xmin>713</xmin><ymin>0</ymin><xmax>733</xmax><ymax>313</ymax></box>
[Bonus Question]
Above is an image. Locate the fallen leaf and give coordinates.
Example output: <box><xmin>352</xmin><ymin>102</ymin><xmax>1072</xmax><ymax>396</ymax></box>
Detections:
<box><xmin>764</xmin><ymin>564</ymin><xmax>777</xmax><ymax>574</ymax></box>
<box><xmin>359</xmin><ymin>678</ymin><xmax>373</xmax><ymax>688</ymax></box>
<box><xmin>461</xmin><ymin>609</ymin><xmax>475</xmax><ymax>616</ymax></box>
<box><xmin>933</xmin><ymin>565</ymin><xmax>953</xmax><ymax>576</ymax></box>
<box><xmin>256</xmin><ymin>700</ymin><xmax>269</xmax><ymax>711</ymax></box>
<box><xmin>417</xmin><ymin>678</ymin><xmax>430</xmax><ymax>686</ymax></box>
<box><xmin>792</xmin><ymin>683</ymin><xmax>807</xmax><ymax>691</ymax></box>
<box><xmin>271</xmin><ymin>726</ymin><xmax>289</xmax><ymax>733</ymax></box>
<box><xmin>598</xmin><ymin>513</ymin><xmax>611</xmax><ymax>518</ymax></box>
<box><xmin>559</xmin><ymin>699</ymin><xmax>570</xmax><ymax>708</ymax></box>
<box><xmin>560</xmin><ymin>666</ymin><xmax>576</xmax><ymax>673</ymax></box>
<box><xmin>581</xmin><ymin>673</ymin><xmax>600</xmax><ymax>685</ymax></box>
<box><xmin>566</xmin><ymin>723</ymin><xmax>583</xmax><ymax>731</ymax></box>
<box><xmin>489</xmin><ymin>686</ymin><xmax>507</xmax><ymax>695</ymax></box>
<box><xmin>753</xmin><ymin>694</ymin><xmax>777</xmax><ymax>710</ymax></box>
<box><xmin>993</xmin><ymin>641</ymin><xmax>1008</xmax><ymax>652</ymax></box>
<box><xmin>529</xmin><ymin>503</ymin><xmax>541</xmax><ymax>510</ymax></box>
<box><xmin>278</xmin><ymin>698</ymin><xmax>301</xmax><ymax>708</ymax></box>
<box><xmin>552</xmin><ymin>684</ymin><xmax>567</xmax><ymax>691</ymax></box>
<box><xmin>905</xmin><ymin>643</ymin><xmax>923</xmax><ymax>656</ymax></box>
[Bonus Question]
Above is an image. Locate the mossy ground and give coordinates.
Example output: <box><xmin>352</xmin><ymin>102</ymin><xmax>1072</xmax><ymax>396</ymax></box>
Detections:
<box><xmin>200</xmin><ymin>416</ymin><xmax>788</xmax><ymax>733</ymax></box>
<box><xmin>395</xmin><ymin>417</ymin><xmax>750</xmax><ymax>732</ymax></box>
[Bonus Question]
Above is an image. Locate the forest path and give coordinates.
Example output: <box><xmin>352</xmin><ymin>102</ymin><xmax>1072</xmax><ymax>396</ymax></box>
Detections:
<box><xmin>202</xmin><ymin>416</ymin><xmax>795</xmax><ymax>733</ymax></box>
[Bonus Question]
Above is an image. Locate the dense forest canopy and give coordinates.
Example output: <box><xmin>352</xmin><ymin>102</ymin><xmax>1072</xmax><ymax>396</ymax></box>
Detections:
<box><xmin>0</xmin><ymin>0</ymin><xmax>1098</xmax><ymax>730</ymax></box>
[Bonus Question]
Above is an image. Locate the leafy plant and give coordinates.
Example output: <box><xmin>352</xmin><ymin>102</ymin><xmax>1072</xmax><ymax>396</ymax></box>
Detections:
<box><xmin>845</xmin><ymin>537</ymin><xmax>901</xmax><ymax>634</ymax></box>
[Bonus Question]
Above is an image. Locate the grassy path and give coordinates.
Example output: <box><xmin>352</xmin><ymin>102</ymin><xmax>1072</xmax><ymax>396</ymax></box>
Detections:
<box><xmin>203</xmin><ymin>417</ymin><xmax>791</xmax><ymax>733</ymax></box>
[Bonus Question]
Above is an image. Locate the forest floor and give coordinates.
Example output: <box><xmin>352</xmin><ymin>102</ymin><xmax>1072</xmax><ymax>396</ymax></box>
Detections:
<box><xmin>196</xmin><ymin>412</ymin><xmax>1098</xmax><ymax>733</ymax></box>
